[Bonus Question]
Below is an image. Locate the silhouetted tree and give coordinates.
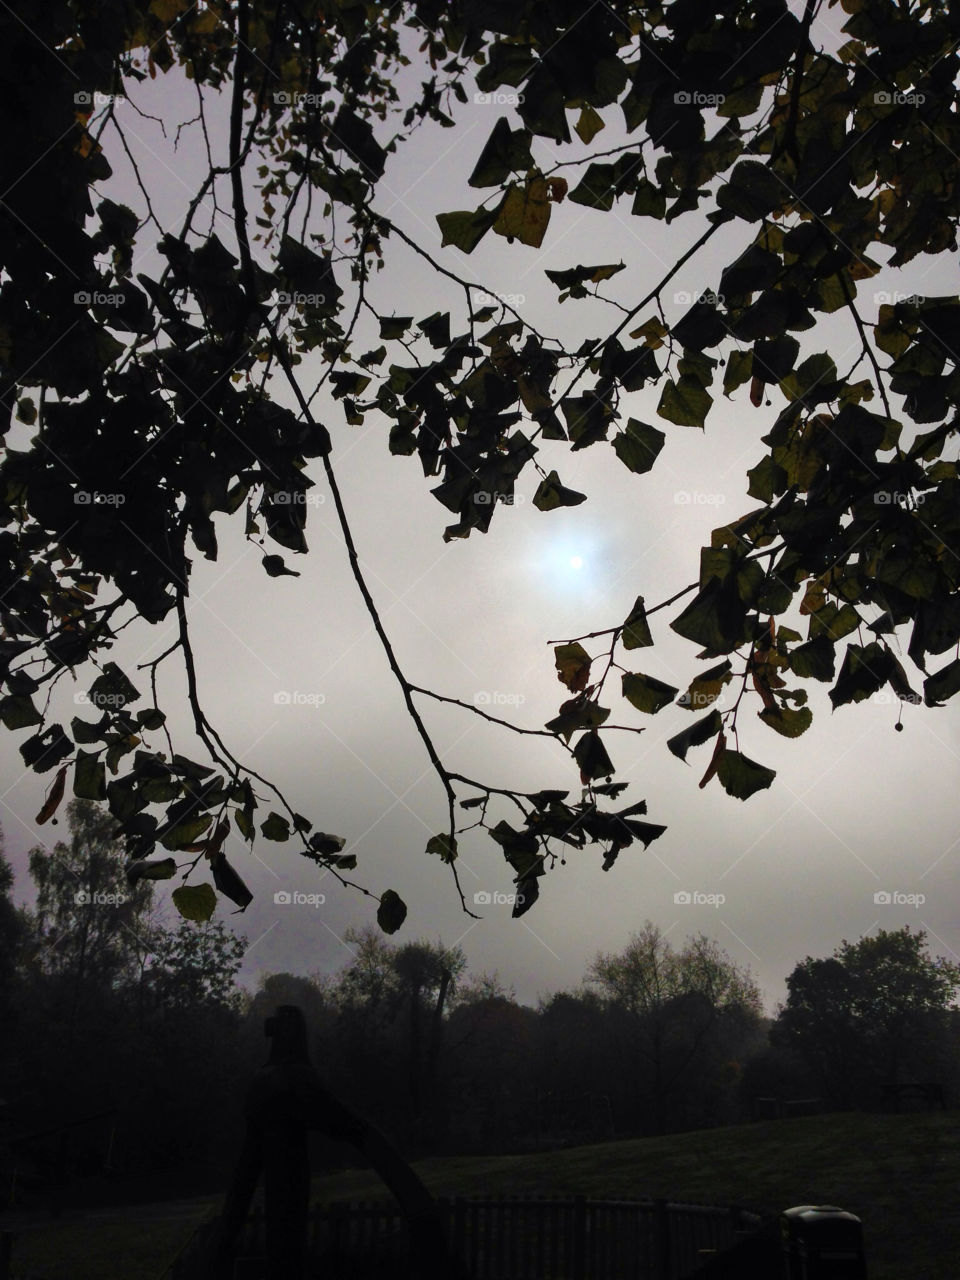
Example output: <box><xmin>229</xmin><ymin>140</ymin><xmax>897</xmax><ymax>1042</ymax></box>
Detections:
<box><xmin>588</xmin><ymin>923</ymin><xmax>763</xmax><ymax>1134</ymax></box>
<box><xmin>27</xmin><ymin>800</ymin><xmax>156</xmax><ymax>1011</ymax></box>
<box><xmin>0</xmin><ymin>837</ymin><xmax>25</xmax><ymax>1015</ymax></box>
<box><xmin>147</xmin><ymin>919</ymin><xmax>246</xmax><ymax>1012</ymax></box>
<box><xmin>772</xmin><ymin>927</ymin><xmax>960</xmax><ymax>1108</ymax></box>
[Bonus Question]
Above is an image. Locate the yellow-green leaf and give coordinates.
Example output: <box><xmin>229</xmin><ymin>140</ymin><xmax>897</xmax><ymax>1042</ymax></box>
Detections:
<box><xmin>758</xmin><ymin>704</ymin><xmax>813</xmax><ymax>737</ymax></box>
<box><xmin>171</xmin><ymin>882</ymin><xmax>217</xmax><ymax>922</ymax></box>
<box><xmin>425</xmin><ymin>834</ymin><xmax>458</xmax><ymax>863</ymax></box>
<box><xmin>160</xmin><ymin>814</ymin><xmax>213</xmax><ymax>851</ymax></box>
<box><xmin>575</xmin><ymin>105</ymin><xmax>605</xmax><ymax>144</ymax></box>
<box><xmin>628</xmin><ymin>317</ymin><xmax>669</xmax><ymax>349</ymax></box>
<box><xmin>555</xmin><ymin>642</ymin><xmax>592</xmax><ymax>692</ymax></box>
<box><xmin>493</xmin><ymin>178</ymin><xmax>552</xmax><ymax>248</ymax></box>
<box><xmin>657</xmin><ymin>376</ymin><xmax>713</xmax><ymax>428</ymax></box>
<box><xmin>622</xmin><ymin>672</ymin><xmax>679</xmax><ymax>714</ymax></box>
<box><xmin>716</xmin><ymin>749</ymin><xmax>776</xmax><ymax>800</ymax></box>
<box><xmin>679</xmin><ymin>660</ymin><xmax>733</xmax><ymax>711</ymax></box>
<box><xmin>622</xmin><ymin>595</ymin><xmax>654</xmax><ymax>649</ymax></box>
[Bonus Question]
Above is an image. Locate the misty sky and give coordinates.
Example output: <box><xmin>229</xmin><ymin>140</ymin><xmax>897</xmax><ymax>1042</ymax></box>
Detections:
<box><xmin>4</xmin><ymin>1</ymin><xmax>960</xmax><ymax>1015</ymax></box>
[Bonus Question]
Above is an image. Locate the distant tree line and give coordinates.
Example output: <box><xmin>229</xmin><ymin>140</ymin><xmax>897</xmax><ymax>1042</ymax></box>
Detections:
<box><xmin>0</xmin><ymin>804</ymin><xmax>958</xmax><ymax>1206</ymax></box>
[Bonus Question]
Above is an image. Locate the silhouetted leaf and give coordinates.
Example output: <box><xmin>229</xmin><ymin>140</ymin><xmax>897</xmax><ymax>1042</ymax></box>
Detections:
<box><xmin>533</xmin><ymin>471</ymin><xmax>588</xmax><ymax>511</ymax></box>
<box><xmin>788</xmin><ymin>635</ymin><xmax>837</xmax><ymax>681</ymax></box>
<box><xmin>261</xmin><ymin>812</ymin><xmax>291</xmax><ymax>841</ymax></box>
<box><xmin>716</xmin><ymin>748</ymin><xmax>776</xmax><ymax>800</ymax></box>
<box><xmin>666</xmin><ymin>710</ymin><xmax>723</xmax><ymax>761</ymax></box>
<box><xmin>573</xmin><ymin>730</ymin><xmax>615</xmax><ymax>783</ymax></box>
<box><xmin>545</xmin><ymin>695</ymin><xmax>609</xmax><ymax>743</ymax></box>
<box><xmin>493</xmin><ymin>177</ymin><xmax>553</xmax><ymax>247</ymax></box>
<box><xmin>73</xmin><ymin>749</ymin><xmax>106</xmax><ymax>800</ymax></box>
<box><xmin>657</xmin><ymin>376</ymin><xmax>712</xmax><ymax>428</ymax></box>
<box><xmin>678</xmin><ymin>660</ymin><xmax>732</xmax><ymax>710</ymax></box>
<box><xmin>612</xmin><ymin>418</ymin><xmax>665</xmax><ymax>473</ymax></box>
<box><xmin>21</xmin><ymin>725</ymin><xmax>72</xmax><ymax>773</ymax></box>
<box><xmin>622</xmin><ymin>596</ymin><xmax>654</xmax><ymax>649</ymax></box>
<box><xmin>469</xmin><ymin>118</ymin><xmax>533</xmax><ymax>187</ymax></box>
<box><xmin>555</xmin><ymin>642</ymin><xmax>592</xmax><ymax>692</ymax></box>
<box><xmin>436</xmin><ymin>208</ymin><xmax>498</xmax><ymax>253</ymax></box>
<box><xmin>377</xmin><ymin>888</ymin><xmax>407</xmax><ymax>934</ymax></box>
<box><xmin>622</xmin><ymin>672</ymin><xmax>679</xmax><ymax>715</ymax></box>
<box><xmin>160</xmin><ymin>814</ymin><xmax>213</xmax><ymax>851</ymax></box>
<box><xmin>211</xmin><ymin>854</ymin><xmax>253</xmax><ymax>910</ymax></box>
<box><xmin>829</xmin><ymin>643</ymin><xmax>891</xmax><ymax>709</ymax></box>
<box><xmin>512</xmin><ymin>876</ymin><xmax>539</xmax><ymax>918</ymax></box>
<box><xmin>172</xmin><ymin>882</ymin><xmax>217</xmax><ymax>922</ymax></box>
<box><xmin>380</xmin><ymin>316</ymin><xmax>413</xmax><ymax>339</ymax></box>
<box><xmin>924</xmin><ymin>658</ymin><xmax>960</xmax><ymax>706</ymax></box>
<box><xmin>36</xmin><ymin>765</ymin><xmax>68</xmax><ymax>824</ymax></box>
<box><xmin>0</xmin><ymin>694</ymin><xmax>41</xmax><ymax>730</ymax></box>
<box><xmin>126</xmin><ymin>857</ymin><xmax>177</xmax><ymax>883</ymax></box>
<box><xmin>759</xmin><ymin>704</ymin><xmax>813</xmax><ymax>737</ymax></box>
<box><xmin>417</xmin><ymin>311</ymin><xmax>450</xmax><ymax>348</ymax></box>
<box><xmin>89</xmin><ymin>663</ymin><xmax>141</xmax><ymax>711</ymax></box>
<box><xmin>716</xmin><ymin>160</ymin><xmax>784</xmax><ymax>221</ymax></box>
<box><xmin>425</xmin><ymin>833</ymin><xmax>458</xmax><ymax>863</ymax></box>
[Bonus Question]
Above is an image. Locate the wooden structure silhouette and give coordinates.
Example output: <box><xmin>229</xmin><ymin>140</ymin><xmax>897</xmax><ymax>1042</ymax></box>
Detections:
<box><xmin>207</xmin><ymin>1004</ymin><xmax>469</xmax><ymax>1279</ymax></box>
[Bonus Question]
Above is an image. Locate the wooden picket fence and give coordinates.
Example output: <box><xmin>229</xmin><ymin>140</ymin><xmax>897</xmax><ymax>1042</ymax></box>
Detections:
<box><xmin>169</xmin><ymin>1193</ymin><xmax>764</xmax><ymax>1279</ymax></box>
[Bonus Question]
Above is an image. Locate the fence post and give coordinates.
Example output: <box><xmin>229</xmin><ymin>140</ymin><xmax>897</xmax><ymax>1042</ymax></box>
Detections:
<box><xmin>653</xmin><ymin>1198</ymin><xmax>671</xmax><ymax>1279</ymax></box>
<box><xmin>0</xmin><ymin>1230</ymin><xmax>12</xmax><ymax>1280</ymax></box>
<box><xmin>209</xmin><ymin>1126</ymin><xmax>262</xmax><ymax>1280</ymax></box>
<box><xmin>452</xmin><ymin>1196</ymin><xmax>467</xmax><ymax>1272</ymax></box>
<box><xmin>326</xmin><ymin>1201</ymin><xmax>343</xmax><ymax>1268</ymax></box>
<box><xmin>572</xmin><ymin>1194</ymin><xmax>587</xmax><ymax>1280</ymax></box>
<box><xmin>261</xmin><ymin>1111</ymin><xmax>308</xmax><ymax>1280</ymax></box>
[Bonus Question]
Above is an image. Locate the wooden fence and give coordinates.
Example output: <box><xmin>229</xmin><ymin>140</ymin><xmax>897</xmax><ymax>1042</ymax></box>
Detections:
<box><xmin>167</xmin><ymin>1193</ymin><xmax>764</xmax><ymax>1279</ymax></box>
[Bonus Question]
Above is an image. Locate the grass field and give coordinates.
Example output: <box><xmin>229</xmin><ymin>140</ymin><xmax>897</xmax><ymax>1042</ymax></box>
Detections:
<box><xmin>6</xmin><ymin>1110</ymin><xmax>958</xmax><ymax>1278</ymax></box>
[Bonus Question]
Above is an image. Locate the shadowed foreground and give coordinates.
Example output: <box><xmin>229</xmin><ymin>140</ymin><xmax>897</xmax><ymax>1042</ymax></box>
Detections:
<box><xmin>4</xmin><ymin>1110</ymin><xmax>956</xmax><ymax>1279</ymax></box>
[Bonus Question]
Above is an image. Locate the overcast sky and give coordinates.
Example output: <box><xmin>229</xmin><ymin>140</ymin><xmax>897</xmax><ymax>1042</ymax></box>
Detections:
<box><xmin>4</xmin><ymin>2</ymin><xmax>960</xmax><ymax>1015</ymax></box>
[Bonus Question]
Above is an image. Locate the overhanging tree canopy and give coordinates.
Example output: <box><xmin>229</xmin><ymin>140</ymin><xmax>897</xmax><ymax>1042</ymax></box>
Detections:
<box><xmin>2</xmin><ymin>0</ymin><xmax>959</xmax><ymax>930</ymax></box>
